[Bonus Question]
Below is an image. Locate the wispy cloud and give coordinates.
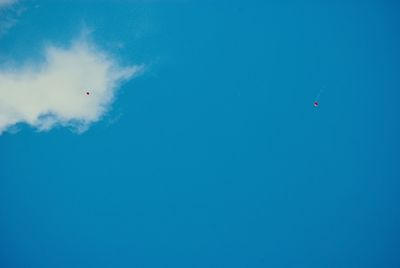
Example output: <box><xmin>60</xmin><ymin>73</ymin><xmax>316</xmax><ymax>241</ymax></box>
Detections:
<box><xmin>0</xmin><ymin>37</ymin><xmax>141</xmax><ymax>134</ymax></box>
<box><xmin>0</xmin><ymin>0</ymin><xmax>21</xmax><ymax>36</ymax></box>
<box><xmin>0</xmin><ymin>0</ymin><xmax>17</xmax><ymax>7</ymax></box>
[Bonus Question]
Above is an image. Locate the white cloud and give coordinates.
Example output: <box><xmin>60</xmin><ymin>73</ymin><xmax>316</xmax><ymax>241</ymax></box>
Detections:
<box><xmin>0</xmin><ymin>37</ymin><xmax>141</xmax><ymax>134</ymax></box>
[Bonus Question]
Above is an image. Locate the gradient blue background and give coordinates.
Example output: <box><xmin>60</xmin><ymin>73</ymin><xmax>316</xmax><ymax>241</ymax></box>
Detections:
<box><xmin>1</xmin><ymin>1</ymin><xmax>400</xmax><ymax>267</ymax></box>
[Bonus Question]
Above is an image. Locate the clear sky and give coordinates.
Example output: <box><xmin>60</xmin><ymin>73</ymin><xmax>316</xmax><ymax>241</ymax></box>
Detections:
<box><xmin>1</xmin><ymin>1</ymin><xmax>400</xmax><ymax>267</ymax></box>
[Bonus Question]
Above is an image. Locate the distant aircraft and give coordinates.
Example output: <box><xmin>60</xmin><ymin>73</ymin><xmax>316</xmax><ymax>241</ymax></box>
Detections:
<box><xmin>313</xmin><ymin>87</ymin><xmax>325</xmax><ymax>108</ymax></box>
<box><xmin>86</xmin><ymin>91</ymin><xmax>90</xmax><ymax>96</ymax></box>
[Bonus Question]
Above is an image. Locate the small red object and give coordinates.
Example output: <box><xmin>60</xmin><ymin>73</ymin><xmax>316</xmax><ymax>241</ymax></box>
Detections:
<box><xmin>313</xmin><ymin>101</ymin><xmax>319</xmax><ymax>107</ymax></box>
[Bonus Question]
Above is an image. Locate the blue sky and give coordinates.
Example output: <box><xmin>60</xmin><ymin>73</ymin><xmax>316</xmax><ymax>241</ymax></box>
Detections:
<box><xmin>1</xmin><ymin>1</ymin><xmax>400</xmax><ymax>267</ymax></box>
